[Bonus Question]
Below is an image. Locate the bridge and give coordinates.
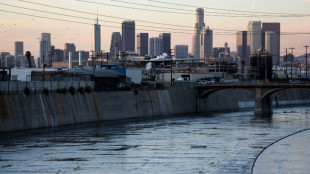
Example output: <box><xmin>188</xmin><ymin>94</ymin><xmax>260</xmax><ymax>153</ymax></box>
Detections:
<box><xmin>196</xmin><ymin>83</ymin><xmax>310</xmax><ymax>116</ymax></box>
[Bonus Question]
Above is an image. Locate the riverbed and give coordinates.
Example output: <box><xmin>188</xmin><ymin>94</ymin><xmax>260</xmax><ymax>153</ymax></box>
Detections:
<box><xmin>1</xmin><ymin>106</ymin><xmax>310</xmax><ymax>173</ymax></box>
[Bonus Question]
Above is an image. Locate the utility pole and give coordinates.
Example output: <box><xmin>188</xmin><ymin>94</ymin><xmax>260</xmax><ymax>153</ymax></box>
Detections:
<box><xmin>304</xmin><ymin>45</ymin><xmax>310</xmax><ymax>83</ymax></box>
<box><xmin>42</xmin><ymin>55</ymin><xmax>45</xmax><ymax>82</ymax></box>
<box><xmin>106</xmin><ymin>52</ymin><xmax>110</xmax><ymax>64</ymax></box>
<box><xmin>289</xmin><ymin>47</ymin><xmax>295</xmax><ymax>79</ymax></box>
<box><xmin>169</xmin><ymin>49</ymin><xmax>174</xmax><ymax>87</ymax></box>
<box><xmin>285</xmin><ymin>48</ymin><xmax>288</xmax><ymax>79</ymax></box>
<box><xmin>91</xmin><ymin>50</ymin><xmax>96</xmax><ymax>80</ymax></box>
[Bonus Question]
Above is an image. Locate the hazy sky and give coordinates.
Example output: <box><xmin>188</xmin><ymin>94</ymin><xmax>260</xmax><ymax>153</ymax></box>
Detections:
<box><xmin>0</xmin><ymin>0</ymin><xmax>309</xmax><ymax>58</ymax></box>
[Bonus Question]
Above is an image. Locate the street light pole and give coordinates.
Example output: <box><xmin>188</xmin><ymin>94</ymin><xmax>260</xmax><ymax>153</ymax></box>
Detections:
<box><xmin>285</xmin><ymin>48</ymin><xmax>288</xmax><ymax>79</ymax></box>
<box><xmin>169</xmin><ymin>49</ymin><xmax>174</xmax><ymax>87</ymax></box>
<box><xmin>304</xmin><ymin>45</ymin><xmax>309</xmax><ymax>82</ymax></box>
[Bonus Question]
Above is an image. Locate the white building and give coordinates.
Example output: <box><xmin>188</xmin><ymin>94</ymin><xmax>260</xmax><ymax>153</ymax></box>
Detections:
<box><xmin>192</xmin><ymin>8</ymin><xmax>205</xmax><ymax>58</ymax></box>
<box><xmin>93</xmin><ymin>18</ymin><xmax>101</xmax><ymax>56</ymax></box>
<box><xmin>200</xmin><ymin>26</ymin><xmax>213</xmax><ymax>58</ymax></box>
<box><xmin>174</xmin><ymin>45</ymin><xmax>188</xmax><ymax>58</ymax></box>
<box><xmin>247</xmin><ymin>21</ymin><xmax>262</xmax><ymax>54</ymax></box>
<box><xmin>40</xmin><ymin>33</ymin><xmax>51</xmax><ymax>66</ymax></box>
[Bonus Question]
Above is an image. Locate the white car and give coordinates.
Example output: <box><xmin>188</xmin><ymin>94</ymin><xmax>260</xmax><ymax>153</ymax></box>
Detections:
<box><xmin>198</xmin><ymin>80</ymin><xmax>211</xmax><ymax>85</ymax></box>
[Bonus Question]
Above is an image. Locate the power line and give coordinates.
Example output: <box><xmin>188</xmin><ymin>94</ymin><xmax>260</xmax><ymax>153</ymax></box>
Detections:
<box><xmin>16</xmin><ymin>0</ymin><xmax>190</xmax><ymax>28</ymax></box>
<box><xmin>1</xmin><ymin>3</ymin><xmax>309</xmax><ymax>36</ymax></box>
<box><xmin>15</xmin><ymin>0</ymin><xmax>242</xmax><ymax>32</ymax></box>
<box><xmin>109</xmin><ymin>0</ymin><xmax>310</xmax><ymax>17</ymax></box>
<box><xmin>75</xmin><ymin>0</ymin><xmax>310</xmax><ymax>17</ymax></box>
<box><xmin>0</xmin><ymin>2</ymin><xmax>196</xmax><ymax>32</ymax></box>
<box><xmin>14</xmin><ymin>0</ymin><xmax>310</xmax><ymax>33</ymax></box>
<box><xmin>143</xmin><ymin>0</ymin><xmax>310</xmax><ymax>17</ymax></box>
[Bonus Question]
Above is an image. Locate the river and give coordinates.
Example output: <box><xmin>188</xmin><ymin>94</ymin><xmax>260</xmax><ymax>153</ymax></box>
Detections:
<box><xmin>1</xmin><ymin>106</ymin><xmax>310</xmax><ymax>173</ymax></box>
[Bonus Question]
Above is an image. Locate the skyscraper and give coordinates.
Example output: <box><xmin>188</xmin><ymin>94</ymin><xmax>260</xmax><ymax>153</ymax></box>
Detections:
<box><xmin>64</xmin><ymin>43</ymin><xmax>76</xmax><ymax>60</ymax></box>
<box><xmin>247</xmin><ymin>21</ymin><xmax>262</xmax><ymax>54</ymax></box>
<box><xmin>93</xmin><ymin>18</ymin><xmax>101</xmax><ymax>56</ymax></box>
<box><xmin>149</xmin><ymin>37</ymin><xmax>163</xmax><ymax>57</ymax></box>
<box><xmin>54</xmin><ymin>49</ymin><xmax>64</xmax><ymax>62</ymax></box>
<box><xmin>15</xmin><ymin>41</ymin><xmax>23</xmax><ymax>57</ymax></box>
<box><xmin>265</xmin><ymin>31</ymin><xmax>278</xmax><ymax>63</ymax></box>
<box><xmin>0</xmin><ymin>52</ymin><xmax>10</xmax><ymax>67</ymax></box>
<box><xmin>262</xmin><ymin>23</ymin><xmax>280</xmax><ymax>65</ymax></box>
<box><xmin>174</xmin><ymin>45</ymin><xmax>188</xmax><ymax>58</ymax></box>
<box><xmin>236</xmin><ymin>31</ymin><xmax>250</xmax><ymax>65</ymax></box>
<box><xmin>110</xmin><ymin>32</ymin><xmax>122</xmax><ymax>59</ymax></box>
<box><xmin>137</xmin><ymin>33</ymin><xmax>149</xmax><ymax>56</ymax></box>
<box><xmin>159</xmin><ymin>33</ymin><xmax>171</xmax><ymax>55</ymax></box>
<box><xmin>122</xmin><ymin>20</ymin><xmax>135</xmax><ymax>52</ymax></box>
<box><xmin>192</xmin><ymin>8</ymin><xmax>205</xmax><ymax>58</ymax></box>
<box><xmin>200</xmin><ymin>26</ymin><xmax>213</xmax><ymax>58</ymax></box>
<box><xmin>40</xmin><ymin>33</ymin><xmax>51</xmax><ymax>66</ymax></box>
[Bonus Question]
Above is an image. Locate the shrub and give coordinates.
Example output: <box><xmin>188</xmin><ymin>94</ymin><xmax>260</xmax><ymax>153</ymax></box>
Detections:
<box><xmin>24</xmin><ymin>87</ymin><xmax>30</xmax><ymax>95</ymax></box>
<box><xmin>85</xmin><ymin>86</ymin><xmax>92</xmax><ymax>93</ymax></box>
<box><xmin>57</xmin><ymin>88</ymin><xmax>67</xmax><ymax>94</ymax></box>
<box><xmin>43</xmin><ymin>88</ymin><xmax>49</xmax><ymax>95</ymax></box>
<box><xmin>69</xmin><ymin>86</ymin><xmax>75</xmax><ymax>95</ymax></box>
<box><xmin>78</xmin><ymin>87</ymin><xmax>84</xmax><ymax>94</ymax></box>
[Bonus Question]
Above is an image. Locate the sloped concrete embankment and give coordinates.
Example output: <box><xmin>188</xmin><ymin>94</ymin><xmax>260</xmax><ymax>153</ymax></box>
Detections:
<box><xmin>0</xmin><ymin>90</ymin><xmax>197</xmax><ymax>132</ymax></box>
<box><xmin>1</xmin><ymin>88</ymin><xmax>310</xmax><ymax>133</ymax></box>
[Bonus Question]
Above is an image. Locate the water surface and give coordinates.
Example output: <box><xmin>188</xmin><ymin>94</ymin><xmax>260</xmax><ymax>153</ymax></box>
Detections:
<box><xmin>1</xmin><ymin>106</ymin><xmax>310</xmax><ymax>173</ymax></box>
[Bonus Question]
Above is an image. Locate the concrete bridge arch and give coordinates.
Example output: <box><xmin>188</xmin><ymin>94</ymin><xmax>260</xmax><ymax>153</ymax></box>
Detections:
<box><xmin>198</xmin><ymin>84</ymin><xmax>310</xmax><ymax>116</ymax></box>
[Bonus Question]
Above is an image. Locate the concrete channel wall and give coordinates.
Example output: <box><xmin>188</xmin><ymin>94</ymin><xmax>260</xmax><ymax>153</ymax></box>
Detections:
<box><xmin>0</xmin><ymin>89</ymin><xmax>197</xmax><ymax>132</ymax></box>
<box><xmin>1</xmin><ymin>88</ymin><xmax>310</xmax><ymax>133</ymax></box>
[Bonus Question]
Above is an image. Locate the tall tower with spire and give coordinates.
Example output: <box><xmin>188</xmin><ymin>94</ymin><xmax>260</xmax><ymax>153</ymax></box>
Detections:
<box><xmin>192</xmin><ymin>8</ymin><xmax>205</xmax><ymax>58</ymax></box>
<box><xmin>93</xmin><ymin>17</ymin><xmax>101</xmax><ymax>56</ymax></box>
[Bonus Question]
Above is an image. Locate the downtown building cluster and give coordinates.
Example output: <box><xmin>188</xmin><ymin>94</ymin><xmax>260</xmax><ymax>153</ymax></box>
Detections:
<box><xmin>0</xmin><ymin>8</ymin><xmax>282</xmax><ymax>70</ymax></box>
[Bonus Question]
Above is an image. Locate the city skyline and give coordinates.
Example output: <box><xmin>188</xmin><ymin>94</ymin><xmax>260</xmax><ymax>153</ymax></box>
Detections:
<box><xmin>0</xmin><ymin>0</ymin><xmax>310</xmax><ymax>58</ymax></box>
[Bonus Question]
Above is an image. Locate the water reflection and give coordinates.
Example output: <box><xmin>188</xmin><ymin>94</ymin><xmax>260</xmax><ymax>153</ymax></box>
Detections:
<box><xmin>0</xmin><ymin>106</ymin><xmax>310</xmax><ymax>173</ymax></box>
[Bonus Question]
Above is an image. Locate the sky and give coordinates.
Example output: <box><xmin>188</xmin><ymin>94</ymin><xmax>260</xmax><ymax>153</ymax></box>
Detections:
<box><xmin>0</xmin><ymin>0</ymin><xmax>309</xmax><ymax>58</ymax></box>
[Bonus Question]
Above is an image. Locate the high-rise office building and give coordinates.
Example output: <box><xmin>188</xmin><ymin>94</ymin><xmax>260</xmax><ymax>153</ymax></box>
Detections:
<box><xmin>40</xmin><ymin>33</ymin><xmax>51</xmax><ymax>66</ymax></box>
<box><xmin>64</xmin><ymin>43</ymin><xmax>76</xmax><ymax>60</ymax></box>
<box><xmin>78</xmin><ymin>51</ymin><xmax>90</xmax><ymax>61</ymax></box>
<box><xmin>110</xmin><ymin>32</ymin><xmax>122</xmax><ymax>59</ymax></box>
<box><xmin>1</xmin><ymin>52</ymin><xmax>10</xmax><ymax>67</ymax></box>
<box><xmin>174</xmin><ymin>45</ymin><xmax>188</xmax><ymax>58</ymax></box>
<box><xmin>192</xmin><ymin>8</ymin><xmax>205</xmax><ymax>58</ymax></box>
<box><xmin>137</xmin><ymin>33</ymin><xmax>149</xmax><ymax>56</ymax></box>
<box><xmin>149</xmin><ymin>37</ymin><xmax>163</xmax><ymax>57</ymax></box>
<box><xmin>159</xmin><ymin>33</ymin><xmax>171</xmax><ymax>55</ymax></box>
<box><xmin>262</xmin><ymin>23</ymin><xmax>280</xmax><ymax>65</ymax></box>
<box><xmin>122</xmin><ymin>20</ymin><xmax>135</xmax><ymax>52</ymax></box>
<box><xmin>236</xmin><ymin>31</ymin><xmax>250</xmax><ymax>65</ymax></box>
<box><xmin>93</xmin><ymin>18</ymin><xmax>101</xmax><ymax>56</ymax></box>
<box><xmin>265</xmin><ymin>31</ymin><xmax>278</xmax><ymax>63</ymax></box>
<box><xmin>54</xmin><ymin>49</ymin><xmax>64</xmax><ymax>62</ymax></box>
<box><xmin>15</xmin><ymin>41</ymin><xmax>23</xmax><ymax>57</ymax></box>
<box><xmin>15</xmin><ymin>55</ymin><xmax>26</xmax><ymax>68</ymax></box>
<box><xmin>200</xmin><ymin>26</ymin><xmax>213</xmax><ymax>58</ymax></box>
<box><xmin>5</xmin><ymin>54</ymin><xmax>15</xmax><ymax>67</ymax></box>
<box><xmin>247</xmin><ymin>21</ymin><xmax>262</xmax><ymax>54</ymax></box>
